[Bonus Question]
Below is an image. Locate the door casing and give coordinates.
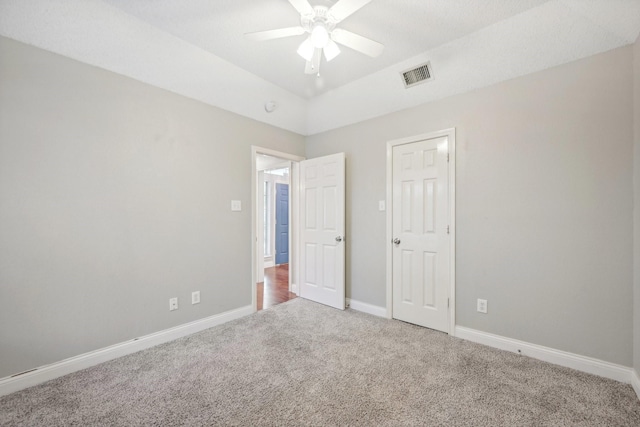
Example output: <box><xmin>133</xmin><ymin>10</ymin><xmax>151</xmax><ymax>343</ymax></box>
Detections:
<box><xmin>385</xmin><ymin>128</ymin><xmax>456</xmax><ymax>334</ymax></box>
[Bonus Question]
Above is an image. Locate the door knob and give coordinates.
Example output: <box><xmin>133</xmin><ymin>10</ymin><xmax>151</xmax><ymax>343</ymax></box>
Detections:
<box><xmin>335</xmin><ymin>236</ymin><xmax>343</xmax><ymax>242</ymax></box>
<box><xmin>393</xmin><ymin>238</ymin><xmax>401</xmax><ymax>245</ymax></box>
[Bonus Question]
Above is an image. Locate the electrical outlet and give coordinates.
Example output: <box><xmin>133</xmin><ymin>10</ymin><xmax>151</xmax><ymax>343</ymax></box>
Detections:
<box><xmin>169</xmin><ymin>297</ymin><xmax>178</xmax><ymax>311</ymax></box>
<box><xmin>378</xmin><ymin>200</ymin><xmax>386</xmax><ymax>211</ymax></box>
<box><xmin>231</xmin><ymin>200</ymin><xmax>242</xmax><ymax>211</ymax></box>
<box><xmin>192</xmin><ymin>291</ymin><xmax>200</xmax><ymax>305</ymax></box>
<box><xmin>477</xmin><ymin>299</ymin><xmax>488</xmax><ymax>314</ymax></box>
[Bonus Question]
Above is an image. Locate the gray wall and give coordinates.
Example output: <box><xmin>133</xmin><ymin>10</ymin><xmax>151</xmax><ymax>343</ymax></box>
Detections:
<box><xmin>634</xmin><ymin>35</ymin><xmax>640</xmax><ymax>373</ymax></box>
<box><xmin>0</xmin><ymin>37</ymin><xmax>305</xmax><ymax>378</ymax></box>
<box><xmin>1</xmin><ymin>33</ymin><xmax>637</xmax><ymax>379</ymax></box>
<box><xmin>307</xmin><ymin>47</ymin><xmax>634</xmax><ymax>366</ymax></box>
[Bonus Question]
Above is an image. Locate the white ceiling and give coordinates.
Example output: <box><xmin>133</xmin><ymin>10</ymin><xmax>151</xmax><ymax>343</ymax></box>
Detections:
<box><xmin>100</xmin><ymin>0</ymin><xmax>552</xmax><ymax>99</ymax></box>
<box><xmin>1</xmin><ymin>0</ymin><xmax>640</xmax><ymax>135</ymax></box>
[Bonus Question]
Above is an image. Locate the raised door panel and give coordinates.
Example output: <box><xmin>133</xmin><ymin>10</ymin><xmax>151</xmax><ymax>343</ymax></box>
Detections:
<box><xmin>299</xmin><ymin>153</ymin><xmax>345</xmax><ymax>310</ymax></box>
<box><xmin>392</xmin><ymin>137</ymin><xmax>449</xmax><ymax>332</ymax></box>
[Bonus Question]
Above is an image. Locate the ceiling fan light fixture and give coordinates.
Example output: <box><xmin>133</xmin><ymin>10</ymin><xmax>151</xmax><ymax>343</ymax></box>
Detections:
<box><xmin>310</xmin><ymin>23</ymin><xmax>329</xmax><ymax>48</ymax></box>
<box><xmin>297</xmin><ymin>37</ymin><xmax>315</xmax><ymax>61</ymax></box>
<box><xmin>323</xmin><ymin>39</ymin><xmax>340</xmax><ymax>61</ymax></box>
<box><xmin>246</xmin><ymin>0</ymin><xmax>383</xmax><ymax>75</ymax></box>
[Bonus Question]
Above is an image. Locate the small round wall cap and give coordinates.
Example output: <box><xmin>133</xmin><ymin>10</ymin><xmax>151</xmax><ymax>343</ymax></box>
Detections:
<box><xmin>264</xmin><ymin>101</ymin><xmax>277</xmax><ymax>113</ymax></box>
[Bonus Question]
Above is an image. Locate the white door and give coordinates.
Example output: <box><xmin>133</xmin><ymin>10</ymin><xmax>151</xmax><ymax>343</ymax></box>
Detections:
<box><xmin>299</xmin><ymin>153</ymin><xmax>346</xmax><ymax>309</ymax></box>
<box><xmin>392</xmin><ymin>137</ymin><xmax>450</xmax><ymax>332</ymax></box>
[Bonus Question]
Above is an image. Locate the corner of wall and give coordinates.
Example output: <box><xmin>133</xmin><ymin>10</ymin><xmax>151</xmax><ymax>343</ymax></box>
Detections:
<box><xmin>634</xmin><ymin>33</ymin><xmax>640</xmax><ymax>386</ymax></box>
<box><xmin>632</xmin><ymin>369</ymin><xmax>640</xmax><ymax>400</ymax></box>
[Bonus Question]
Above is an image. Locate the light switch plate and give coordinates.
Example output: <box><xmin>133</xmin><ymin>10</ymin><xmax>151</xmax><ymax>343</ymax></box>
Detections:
<box><xmin>477</xmin><ymin>299</ymin><xmax>488</xmax><ymax>314</ymax></box>
<box><xmin>231</xmin><ymin>200</ymin><xmax>242</xmax><ymax>211</ymax></box>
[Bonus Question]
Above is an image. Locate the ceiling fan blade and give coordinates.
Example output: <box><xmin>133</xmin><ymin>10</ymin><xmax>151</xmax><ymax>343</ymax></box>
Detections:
<box><xmin>245</xmin><ymin>26</ymin><xmax>305</xmax><ymax>41</ymax></box>
<box><xmin>305</xmin><ymin>48</ymin><xmax>321</xmax><ymax>74</ymax></box>
<box><xmin>328</xmin><ymin>0</ymin><xmax>372</xmax><ymax>23</ymax></box>
<box><xmin>288</xmin><ymin>0</ymin><xmax>314</xmax><ymax>16</ymax></box>
<box><xmin>331</xmin><ymin>28</ymin><xmax>383</xmax><ymax>57</ymax></box>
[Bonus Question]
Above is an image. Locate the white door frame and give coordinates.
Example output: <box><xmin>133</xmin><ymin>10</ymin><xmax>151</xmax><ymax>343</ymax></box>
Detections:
<box><xmin>251</xmin><ymin>146</ymin><xmax>305</xmax><ymax>312</ymax></box>
<box><xmin>385</xmin><ymin>128</ymin><xmax>456</xmax><ymax>335</ymax></box>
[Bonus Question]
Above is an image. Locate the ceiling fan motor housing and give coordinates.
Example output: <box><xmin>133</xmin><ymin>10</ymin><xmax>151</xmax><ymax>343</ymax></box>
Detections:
<box><xmin>301</xmin><ymin>6</ymin><xmax>337</xmax><ymax>35</ymax></box>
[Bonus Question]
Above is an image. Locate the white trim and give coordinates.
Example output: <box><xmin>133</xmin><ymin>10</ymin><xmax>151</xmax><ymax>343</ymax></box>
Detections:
<box><xmin>251</xmin><ymin>146</ymin><xmax>305</xmax><ymax>313</ymax></box>
<box><xmin>385</xmin><ymin>142</ymin><xmax>393</xmax><ymax>319</ymax></box>
<box><xmin>286</xmin><ymin>162</ymin><xmax>293</xmax><ymax>293</ymax></box>
<box><xmin>256</xmin><ymin>171</ymin><xmax>266</xmax><ymax>276</ymax></box>
<box><xmin>291</xmin><ymin>161</ymin><xmax>301</xmax><ymax>295</ymax></box>
<box><xmin>346</xmin><ymin>298</ymin><xmax>387</xmax><ymax>317</ymax></box>
<box><xmin>632</xmin><ymin>369</ymin><xmax>640</xmax><ymax>400</ymax></box>
<box><xmin>385</xmin><ymin>128</ymin><xmax>456</xmax><ymax>332</ymax></box>
<box><xmin>447</xmin><ymin>129</ymin><xmax>456</xmax><ymax>335</ymax></box>
<box><xmin>455</xmin><ymin>326</ymin><xmax>633</xmax><ymax>384</ymax></box>
<box><xmin>0</xmin><ymin>305</ymin><xmax>253</xmax><ymax>397</ymax></box>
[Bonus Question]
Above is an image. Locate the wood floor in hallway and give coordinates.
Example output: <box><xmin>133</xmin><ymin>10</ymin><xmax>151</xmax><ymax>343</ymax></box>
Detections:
<box><xmin>257</xmin><ymin>264</ymin><xmax>296</xmax><ymax>311</ymax></box>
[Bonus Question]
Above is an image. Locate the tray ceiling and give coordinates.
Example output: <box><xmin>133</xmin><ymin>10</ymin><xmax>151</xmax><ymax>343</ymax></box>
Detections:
<box><xmin>1</xmin><ymin>0</ymin><xmax>639</xmax><ymax>134</ymax></box>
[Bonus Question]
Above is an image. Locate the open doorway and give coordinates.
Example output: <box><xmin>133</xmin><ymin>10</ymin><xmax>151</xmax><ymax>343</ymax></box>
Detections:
<box><xmin>252</xmin><ymin>147</ymin><xmax>347</xmax><ymax>312</ymax></box>
<box><xmin>258</xmin><ymin>164</ymin><xmax>296</xmax><ymax>310</ymax></box>
<box><xmin>252</xmin><ymin>147</ymin><xmax>305</xmax><ymax>312</ymax></box>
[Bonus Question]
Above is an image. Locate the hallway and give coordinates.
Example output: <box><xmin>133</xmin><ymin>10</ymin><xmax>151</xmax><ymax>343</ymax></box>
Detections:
<box><xmin>256</xmin><ymin>264</ymin><xmax>296</xmax><ymax>311</ymax></box>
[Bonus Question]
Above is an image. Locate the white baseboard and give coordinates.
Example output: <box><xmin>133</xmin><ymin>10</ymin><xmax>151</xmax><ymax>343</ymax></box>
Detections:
<box><xmin>454</xmin><ymin>326</ymin><xmax>633</xmax><ymax>385</ymax></box>
<box><xmin>632</xmin><ymin>369</ymin><xmax>640</xmax><ymax>400</ymax></box>
<box><xmin>291</xmin><ymin>282</ymin><xmax>299</xmax><ymax>295</ymax></box>
<box><xmin>346</xmin><ymin>298</ymin><xmax>387</xmax><ymax>317</ymax></box>
<box><xmin>0</xmin><ymin>305</ymin><xmax>253</xmax><ymax>397</ymax></box>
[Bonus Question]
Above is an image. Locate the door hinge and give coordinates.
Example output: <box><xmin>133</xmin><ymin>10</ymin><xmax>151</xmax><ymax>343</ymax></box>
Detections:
<box><xmin>447</xmin><ymin>298</ymin><xmax>450</xmax><ymax>308</ymax></box>
<box><xmin>447</xmin><ymin>153</ymin><xmax>450</xmax><ymax>162</ymax></box>
<box><xmin>446</xmin><ymin>225</ymin><xmax>450</xmax><ymax>234</ymax></box>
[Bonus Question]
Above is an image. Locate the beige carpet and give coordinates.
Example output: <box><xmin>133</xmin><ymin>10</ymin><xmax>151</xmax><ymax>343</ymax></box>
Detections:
<box><xmin>1</xmin><ymin>298</ymin><xmax>639</xmax><ymax>426</ymax></box>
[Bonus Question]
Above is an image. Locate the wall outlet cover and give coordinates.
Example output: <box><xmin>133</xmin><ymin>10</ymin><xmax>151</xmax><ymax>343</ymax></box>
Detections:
<box><xmin>192</xmin><ymin>291</ymin><xmax>201</xmax><ymax>305</ymax></box>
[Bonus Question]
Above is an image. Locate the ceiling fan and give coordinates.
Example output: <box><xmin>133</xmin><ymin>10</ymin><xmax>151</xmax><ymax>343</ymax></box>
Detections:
<box><xmin>245</xmin><ymin>0</ymin><xmax>384</xmax><ymax>75</ymax></box>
